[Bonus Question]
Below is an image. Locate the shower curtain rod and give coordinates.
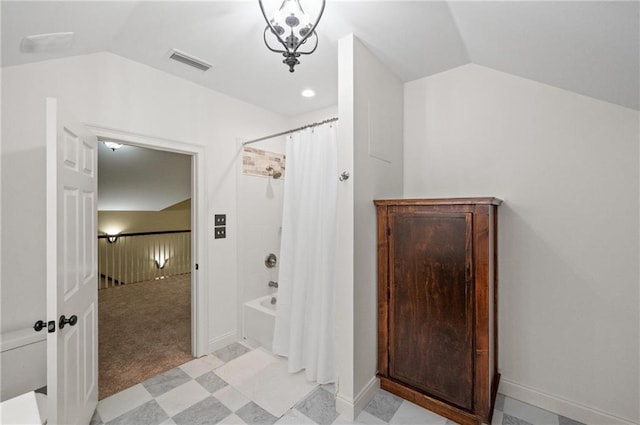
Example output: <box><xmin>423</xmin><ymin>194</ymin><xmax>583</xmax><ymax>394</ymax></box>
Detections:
<box><xmin>242</xmin><ymin>117</ymin><xmax>339</xmax><ymax>146</ymax></box>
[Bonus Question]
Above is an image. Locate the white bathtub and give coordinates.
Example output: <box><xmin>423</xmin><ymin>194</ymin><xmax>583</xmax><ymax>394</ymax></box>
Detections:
<box><xmin>243</xmin><ymin>295</ymin><xmax>276</xmax><ymax>351</ymax></box>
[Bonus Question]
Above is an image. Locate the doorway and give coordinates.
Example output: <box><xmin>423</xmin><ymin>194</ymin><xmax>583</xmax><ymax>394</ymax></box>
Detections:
<box><xmin>87</xmin><ymin>125</ymin><xmax>208</xmax><ymax>399</ymax></box>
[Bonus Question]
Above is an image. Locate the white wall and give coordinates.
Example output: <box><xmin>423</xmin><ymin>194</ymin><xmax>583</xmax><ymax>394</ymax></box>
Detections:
<box><xmin>1</xmin><ymin>52</ymin><xmax>288</xmax><ymax>367</ymax></box>
<box><xmin>287</xmin><ymin>105</ymin><xmax>339</xmax><ymax>129</ymax></box>
<box><xmin>336</xmin><ymin>34</ymin><xmax>356</xmax><ymax>414</ymax></box>
<box><xmin>336</xmin><ymin>35</ymin><xmax>404</xmax><ymax>419</ymax></box>
<box><xmin>403</xmin><ymin>64</ymin><xmax>639</xmax><ymax>425</ymax></box>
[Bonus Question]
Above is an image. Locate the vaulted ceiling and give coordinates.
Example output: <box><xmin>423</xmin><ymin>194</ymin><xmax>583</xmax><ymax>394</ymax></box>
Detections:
<box><xmin>2</xmin><ymin>1</ymin><xmax>638</xmax><ymax>116</ymax></box>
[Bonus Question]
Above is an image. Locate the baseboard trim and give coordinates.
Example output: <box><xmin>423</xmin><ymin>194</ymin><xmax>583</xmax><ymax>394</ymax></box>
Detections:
<box><xmin>207</xmin><ymin>331</ymin><xmax>237</xmax><ymax>354</ymax></box>
<box><xmin>336</xmin><ymin>377</ymin><xmax>379</xmax><ymax>421</ymax></box>
<box><xmin>500</xmin><ymin>379</ymin><xmax>638</xmax><ymax>425</ymax></box>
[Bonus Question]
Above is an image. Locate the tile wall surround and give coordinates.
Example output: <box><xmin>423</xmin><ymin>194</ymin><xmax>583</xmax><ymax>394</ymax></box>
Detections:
<box><xmin>243</xmin><ymin>147</ymin><xmax>286</xmax><ymax>179</ymax></box>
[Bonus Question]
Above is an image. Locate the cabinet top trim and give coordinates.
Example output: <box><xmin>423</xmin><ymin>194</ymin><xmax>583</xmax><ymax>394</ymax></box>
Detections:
<box><xmin>374</xmin><ymin>197</ymin><xmax>503</xmax><ymax>206</ymax></box>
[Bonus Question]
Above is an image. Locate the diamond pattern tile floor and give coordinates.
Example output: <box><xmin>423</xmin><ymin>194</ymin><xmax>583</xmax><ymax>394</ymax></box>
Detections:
<box><xmin>294</xmin><ymin>388</ymin><xmax>339</xmax><ymax>425</ymax></box>
<box><xmin>236</xmin><ymin>401</ymin><xmax>279</xmax><ymax>425</ymax></box>
<box><xmin>364</xmin><ymin>390</ymin><xmax>403</xmax><ymax>422</ymax></box>
<box><xmin>142</xmin><ymin>368</ymin><xmax>192</xmax><ymax>398</ymax></box>
<box><xmin>105</xmin><ymin>400</ymin><xmax>168</xmax><ymax>425</ymax></box>
<box><xmin>93</xmin><ymin>343</ymin><xmax>586</xmax><ymax>425</ymax></box>
<box><xmin>214</xmin><ymin>342</ymin><xmax>251</xmax><ymax>363</ymax></box>
<box><xmin>172</xmin><ymin>396</ymin><xmax>231</xmax><ymax>425</ymax></box>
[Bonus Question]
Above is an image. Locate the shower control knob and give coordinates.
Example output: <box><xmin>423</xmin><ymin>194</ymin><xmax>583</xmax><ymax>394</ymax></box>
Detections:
<box><xmin>59</xmin><ymin>314</ymin><xmax>78</xmax><ymax>329</ymax></box>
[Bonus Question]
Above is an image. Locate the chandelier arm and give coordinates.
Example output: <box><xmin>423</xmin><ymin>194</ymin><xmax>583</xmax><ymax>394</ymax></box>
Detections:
<box><xmin>263</xmin><ymin>27</ymin><xmax>288</xmax><ymax>54</ymax></box>
<box><xmin>258</xmin><ymin>0</ymin><xmax>292</xmax><ymax>52</ymax></box>
<box><xmin>259</xmin><ymin>0</ymin><xmax>326</xmax><ymax>72</ymax></box>
<box><xmin>294</xmin><ymin>31</ymin><xmax>319</xmax><ymax>56</ymax></box>
<box><xmin>291</xmin><ymin>0</ymin><xmax>326</xmax><ymax>55</ymax></box>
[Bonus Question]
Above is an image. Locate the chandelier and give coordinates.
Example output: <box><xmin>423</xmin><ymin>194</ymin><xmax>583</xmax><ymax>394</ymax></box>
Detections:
<box><xmin>258</xmin><ymin>0</ymin><xmax>326</xmax><ymax>72</ymax></box>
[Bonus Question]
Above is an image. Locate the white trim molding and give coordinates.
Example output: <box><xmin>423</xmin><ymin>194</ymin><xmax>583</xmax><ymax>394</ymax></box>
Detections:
<box><xmin>208</xmin><ymin>331</ymin><xmax>238</xmax><ymax>354</ymax></box>
<box><xmin>84</xmin><ymin>123</ymin><xmax>209</xmax><ymax>358</ymax></box>
<box><xmin>500</xmin><ymin>379</ymin><xmax>638</xmax><ymax>425</ymax></box>
<box><xmin>336</xmin><ymin>377</ymin><xmax>379</xmax><ymax>421</ymax></box>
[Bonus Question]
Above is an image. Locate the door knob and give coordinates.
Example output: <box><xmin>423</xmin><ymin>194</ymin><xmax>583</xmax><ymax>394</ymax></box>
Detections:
<box><xmin>34</xmin><ymin>320</ymin><xmax>56</xmax><ymax>333</ymax></box>
<box><xmin>33</xmin><ymin>320</ymin><xmax>46</xmax><ymax>332</ymax></box>
<box><xmin>59</xmin><ymin>314</ymin><xmax>78</xmax><ymax>329</ymax></box>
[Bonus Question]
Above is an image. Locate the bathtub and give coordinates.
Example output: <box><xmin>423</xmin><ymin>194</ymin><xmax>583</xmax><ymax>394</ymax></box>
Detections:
<box><xmin>243</xmin><ymin>295</ymin><xmax>276</xmax><ymax>351</ymax></box>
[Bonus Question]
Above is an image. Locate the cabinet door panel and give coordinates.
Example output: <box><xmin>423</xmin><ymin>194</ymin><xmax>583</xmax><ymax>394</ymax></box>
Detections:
<box><xmin>388</xmin><ymin>211</ymin><xmax>473</xmax><ymax>411</ymax></box>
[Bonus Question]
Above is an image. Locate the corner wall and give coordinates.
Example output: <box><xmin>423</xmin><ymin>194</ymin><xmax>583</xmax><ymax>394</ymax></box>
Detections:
<box><xmin>403</xmin><ymin>64</ymin><xmax>639</xmax><ymax>424</ymax></box>
<box><xmin>336</xmin><ymin>34</ymin><xmax>404</xmax><ymax>419</ymax></box>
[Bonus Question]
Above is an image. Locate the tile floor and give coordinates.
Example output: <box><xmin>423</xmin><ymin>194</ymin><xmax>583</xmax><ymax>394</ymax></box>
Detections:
<box><xmin>92</xmin><ymin>343</ymin><xmax>585</xmax><ymax>425</ymax></box>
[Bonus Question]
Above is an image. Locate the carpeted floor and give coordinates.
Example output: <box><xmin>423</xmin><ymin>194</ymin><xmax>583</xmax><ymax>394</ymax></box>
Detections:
<box><xmin>98</xmin><ymin>273</ymin><xmax>192</xmax><ymax>399</ymax></box>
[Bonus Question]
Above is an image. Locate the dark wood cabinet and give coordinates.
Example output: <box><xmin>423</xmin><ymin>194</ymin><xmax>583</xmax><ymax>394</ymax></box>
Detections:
<box><xmin>375</xmin><ymin>198</ymin><xmax>501</xmax><ymax>425</ymax></box>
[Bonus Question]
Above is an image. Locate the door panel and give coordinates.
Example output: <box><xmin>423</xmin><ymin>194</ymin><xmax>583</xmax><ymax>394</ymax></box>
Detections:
<box><xmin>63</xmin><ymin>187</ymin><xmax>80</xmax><ymax>299</ymax></box>
<box><xmin>388</xmin><ymin>210</ymin><xmax>474</xmax><ymax>410</ymax></box>
<box><xmin>47</xmin><ymin>98</ymin><xmax>98</xmax><ymax>424</ymax></box>
<box><xmin>63</xmin><ymin>326</ymin><xmax>80</xmax><ymax>418</ymax></box>
<box><xmin>82</xmin><ymin>302</ymin><xmax>96</xmax><ymax>403</ymax></box>
<box><xmin>82</xmin><ymin>191</ymin><xmax>96</xmax><ymax>285</ymax></box>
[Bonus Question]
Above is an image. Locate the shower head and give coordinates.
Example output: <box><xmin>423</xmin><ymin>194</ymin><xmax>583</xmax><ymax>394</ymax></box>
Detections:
<box><xmin>266</xmin><ymin>166</ymin><xmax>282</xmax><ymax>179</ymax></box>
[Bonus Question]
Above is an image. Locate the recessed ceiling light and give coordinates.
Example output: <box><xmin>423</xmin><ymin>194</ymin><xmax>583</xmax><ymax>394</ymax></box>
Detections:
<box><xmin>21</xmin><ymin>32</ymin><xmax>75</xmax><ymax>53</ymax></box>
<box><xmin>301</xmin><ymin>89</ymin><xmax>315</xmax><ymax>98</ymax></box>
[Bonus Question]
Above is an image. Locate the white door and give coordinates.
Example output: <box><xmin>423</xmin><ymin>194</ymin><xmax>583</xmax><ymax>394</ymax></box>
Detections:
<box><xmin>46</xmin><ymin>98</ymin><xmax>98</xmax><ymax>424</ymax></box>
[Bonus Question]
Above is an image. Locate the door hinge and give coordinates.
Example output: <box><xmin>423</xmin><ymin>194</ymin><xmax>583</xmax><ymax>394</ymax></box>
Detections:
<box><xmin>195</xmin><ymin>263</ymin><xmax>199</xmax><ymax>270</ymax></box>
<box><xmin>387</xmin><ymin>227</ymin><xmax>391</xmax><ymax>237</ymax></box>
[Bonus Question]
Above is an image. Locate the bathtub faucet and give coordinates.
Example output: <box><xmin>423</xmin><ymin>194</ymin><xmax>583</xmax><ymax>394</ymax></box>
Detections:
<box><xmin>268</xmin><ymin>280</ymin><xmax>278</xmax><ymax>288</ymax></box>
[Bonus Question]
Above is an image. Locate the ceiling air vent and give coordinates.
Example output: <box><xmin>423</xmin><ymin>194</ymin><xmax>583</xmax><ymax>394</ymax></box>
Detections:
<box><xmin>168</xmin><ymin>49</ymin><xmax>212</xmax><ymax>71</ymax></box>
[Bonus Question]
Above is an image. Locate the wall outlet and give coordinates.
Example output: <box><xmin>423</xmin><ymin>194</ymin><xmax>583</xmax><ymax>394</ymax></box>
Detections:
<box><xmin>214</xmin><ymin>227</ymin><xmax>226</xmax><ymax>239</ymax></box>
<box><xmin>215</xmin><ymin>214</ymin><xmax>226</xmax><ymax>226</ymax></box>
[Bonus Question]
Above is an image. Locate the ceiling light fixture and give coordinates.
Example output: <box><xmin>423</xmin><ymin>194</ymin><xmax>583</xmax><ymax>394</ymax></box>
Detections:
<box><xmin>259</xmin><ymin>0</ymin><xmax>326</xmax><ymax>73</ymax></box>
<box><xmin>103</xmin><ymin>141</ymin><xmax>123</xmax><ymax>151</ymax></box>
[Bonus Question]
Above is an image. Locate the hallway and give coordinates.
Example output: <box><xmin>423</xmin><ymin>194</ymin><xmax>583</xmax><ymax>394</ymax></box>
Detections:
<box><xmin>99</xmin><ymin>274</ymin><xmax>192</xmax><ymax>399</ymax></box>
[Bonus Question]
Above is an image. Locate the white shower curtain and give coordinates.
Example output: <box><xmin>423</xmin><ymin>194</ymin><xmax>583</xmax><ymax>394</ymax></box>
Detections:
<box><xmin>272</xmin><ymin>122</ymin><xmax>338</xmax><ymax>384</ymax></box>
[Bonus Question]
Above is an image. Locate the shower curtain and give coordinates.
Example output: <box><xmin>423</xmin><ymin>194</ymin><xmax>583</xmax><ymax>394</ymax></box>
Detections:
<box><xmin>272</xmin><ymin>122</ymin><xmax>338</xmax><ymax>384</ymax></box>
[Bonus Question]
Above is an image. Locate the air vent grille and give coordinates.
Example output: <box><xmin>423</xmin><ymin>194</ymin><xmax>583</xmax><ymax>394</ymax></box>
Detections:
<box><xmin>169</xmin><ymin>49</ymin><xmax>212</xmax><ymax>71</ymax></box>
